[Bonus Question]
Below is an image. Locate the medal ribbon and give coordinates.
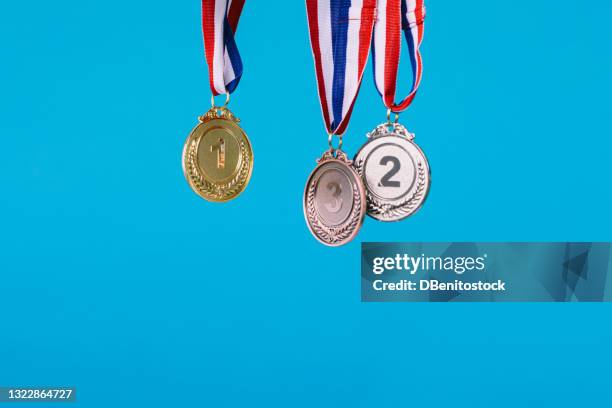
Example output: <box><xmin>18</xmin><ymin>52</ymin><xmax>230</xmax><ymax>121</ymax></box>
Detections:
<box><xmin>202</xmin><ymin>0</ymin><xmax>245</xmax><ymax>95</ymax></box>
<box><xmin>372</xmin><ymin>0</ymin><xmax>425</xmax><ymax>112</ymax></box>
<box><xmin>306</xmin><ymin>0</ymin><xmax>377</xmax><ymax>136</ymax></box>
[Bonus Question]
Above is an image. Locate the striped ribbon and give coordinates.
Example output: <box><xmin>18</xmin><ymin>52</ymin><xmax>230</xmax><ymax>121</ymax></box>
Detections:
<box><xmin>202</xmin><ymin>0</ymin><xmax>245</xmax><ymax>95</ymax></box>
<box><xmin>372</xmin><ymin>0</ymin><xmax>426</xmax><ymax>112</ymax></box>
<box><xmin>306</xmin><ymin>0</ymin><xmax>377</xmax><ymax>135</ymax></box>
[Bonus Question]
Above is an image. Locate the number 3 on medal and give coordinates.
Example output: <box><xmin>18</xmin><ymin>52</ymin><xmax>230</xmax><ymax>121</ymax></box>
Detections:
<box><xmin>210</xmin><ymin>137</ymin><xmax>225</xmax><ymax>169</ymax></box>
<box><xmin>379</xmin><ymin>156</ymin><xmax>401</xmax><ymax>187</ymax></box>
<box><xmin>325</xmin><ymin>182</ymin><xmax>342</xmax><ymax>213</ymax></box>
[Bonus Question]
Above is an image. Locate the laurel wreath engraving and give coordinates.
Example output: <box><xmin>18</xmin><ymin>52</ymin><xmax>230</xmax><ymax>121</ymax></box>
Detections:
<box><xmin>305</xmin><ymin>152</ymin><xmax>363</xmax><ymax>245</ymax></box>
<box><xmin>186</xmin><ymin>136</ymin><xmax>251</xmax><ymax>201</ymax></box>
<box><xmin>354</xmin><ymin>156</ymin><xmax>427</xmax><ymax>220</ymax></box>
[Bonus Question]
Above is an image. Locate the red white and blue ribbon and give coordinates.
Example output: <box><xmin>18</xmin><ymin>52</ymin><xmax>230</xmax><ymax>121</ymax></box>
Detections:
<box><xmin>306</xmin><ymin>0</ymin><xmax>377</xmax><ymax>135</ymax></box>
<box><xmin>202</xmin><ymin>0</ymin><xmax>245</xmax><ymax>95</ymax></box>
<box><xmin>372</xmin><ymin>0</ymin><xmax>425</xmax><ymax>112</ymax></box>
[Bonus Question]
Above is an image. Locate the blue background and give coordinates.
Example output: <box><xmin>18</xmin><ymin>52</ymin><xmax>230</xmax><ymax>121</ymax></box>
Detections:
<box><xmin>1</xmin><ymin>1</ymin><xmax>611</xmax><ymax>406</ymax></box>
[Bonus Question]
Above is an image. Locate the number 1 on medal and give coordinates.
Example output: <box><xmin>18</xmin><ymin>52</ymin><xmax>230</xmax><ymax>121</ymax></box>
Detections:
<box><xmin>210</xmin><ymin>137</ymin><xmax>225</xmax><ymax>169</ymax></box>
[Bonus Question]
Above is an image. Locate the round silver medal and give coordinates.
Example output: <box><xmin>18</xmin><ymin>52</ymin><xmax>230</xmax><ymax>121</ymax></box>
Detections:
<box><xmin>354</xmin><ymin>123</ymin><xmax>430</xmax><ymax>221</ymax></box>
<box><xmin>304</xmin><ymin>150</ymin><xmax>366</xmax><ymax>246</ymax></box>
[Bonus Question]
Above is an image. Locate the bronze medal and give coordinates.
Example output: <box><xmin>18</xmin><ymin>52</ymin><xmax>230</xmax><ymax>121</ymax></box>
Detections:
<box><xmin>304</xmin><ymin>149</ymin><xmax>366</xmax><ymax>246</ymax></box>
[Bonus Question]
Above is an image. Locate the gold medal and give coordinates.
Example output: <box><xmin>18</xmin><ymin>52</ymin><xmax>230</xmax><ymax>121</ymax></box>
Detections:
<box><xmin>182</xmin><ymin>98</ymin><xmax>253</xmax><ymax>202</ymax></box>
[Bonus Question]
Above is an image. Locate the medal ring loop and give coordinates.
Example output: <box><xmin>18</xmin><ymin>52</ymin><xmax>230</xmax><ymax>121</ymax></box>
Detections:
<box><xmin>386</xmin><ymin>108</ymin><xmax>400</xmax><ymax>125</ymax></box>
<box><xmin>211</xmin><ymin>93</ymin><xmax>230</xmax><ymax>109</ymax></box>
<box><xmin>328</xmin><ymin>133</ymin><xmax>343</xmax><ymax>153</ymax></box>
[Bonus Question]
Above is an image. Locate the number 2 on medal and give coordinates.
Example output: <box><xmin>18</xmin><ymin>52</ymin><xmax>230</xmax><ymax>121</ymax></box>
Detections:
<box><xmin>325</xmin><ymin>182</ymin><xmax>342</xmax><ymax>213</ymax></box>
<box><xmin>379</xmin><ymin>156</ymin><xmax>401</xmax><ymax>187</ymax></box>
<box><xmin>210</xmin><ymin>138</ymin><xmax>225</xmax><ymax>169</ymax></box>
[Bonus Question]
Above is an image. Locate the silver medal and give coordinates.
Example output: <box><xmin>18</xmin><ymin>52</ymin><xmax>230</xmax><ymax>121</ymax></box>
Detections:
<box><xmin>304</xmin><ymin>149</ymin><xmax>366</xmax><ymax>246</ymax></box>
<box><xmin>354</xmin><ymin>122</ymin><xmax>430</xmax><ymax>221</ymax></box>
